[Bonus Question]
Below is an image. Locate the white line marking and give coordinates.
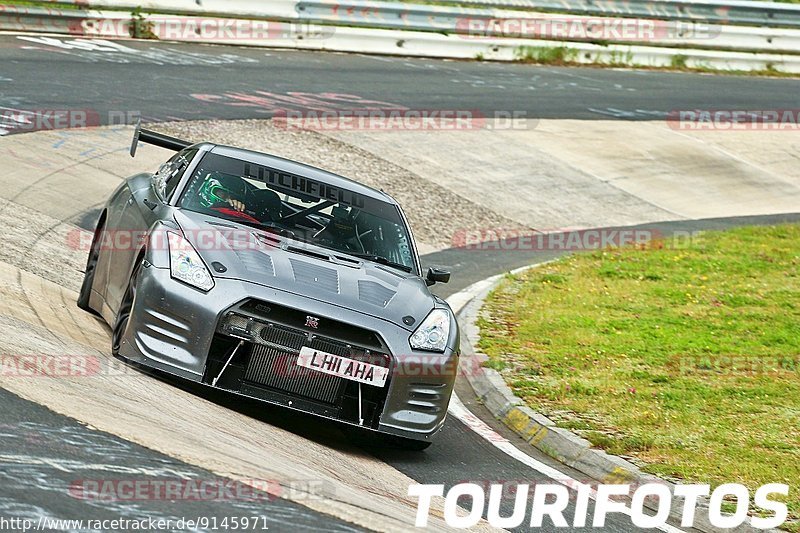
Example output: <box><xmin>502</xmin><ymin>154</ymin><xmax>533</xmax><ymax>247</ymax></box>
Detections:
<box><xmin>447</xmin><ymin>394</ymin><xmax>686</xmax><ymax>532</ymax></box>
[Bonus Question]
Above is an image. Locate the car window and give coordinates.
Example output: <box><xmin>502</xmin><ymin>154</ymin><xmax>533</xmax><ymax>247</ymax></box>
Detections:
<box><xmin>154</xmin><ymin>148</ymin><xmax>197</xmax><ymax>202</ymax></box>
<box><xmin>177</xmin><ymin>152</ymin><xmax>417</xmax><ymax>273</ymax></box>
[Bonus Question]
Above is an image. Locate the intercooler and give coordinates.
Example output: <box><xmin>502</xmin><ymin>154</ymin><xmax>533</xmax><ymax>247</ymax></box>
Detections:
<box><xmin>244</xmin><ymin>324</ymin><xmax>349</xmax><ymax>404</ymax></box>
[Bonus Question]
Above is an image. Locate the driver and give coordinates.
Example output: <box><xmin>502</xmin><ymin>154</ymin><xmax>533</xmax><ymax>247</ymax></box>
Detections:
<box><xmin>197</xmin><ymin>172</ymin><xmax>249</xmax><ymax>212</ymax></box>
<box><xmin>193</xmin><ymin>171</ymin><xmax>264</xmax><ymax>226</ymax></box>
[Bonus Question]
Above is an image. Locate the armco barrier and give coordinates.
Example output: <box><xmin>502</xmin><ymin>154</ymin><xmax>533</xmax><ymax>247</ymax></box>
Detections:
<box><xmin>21</xmin><ymin>0</ymin><xmax>800</xmax><ymax>55</ymax></box>
<box><xmin>436</xmin><ymin>0</ymin><xmax>800</xmax><ymax>28</ymax></box>
<box><xmin>0</xmin><ymin>6</ymin><xmax>128</xmax><ymax>36</ymax></box>
<box><xmin>3</xmin><ymin>4</ymin><xmax>800</xmax><ymax>72</ymax></box>
<box><xmin>3</xmin><ymin>6</ymin><xmax>800</xmax><ymax>73</ymax></box>
<box><xmin>11</xmin><ymin>2</ymin><xmax>800</xmax><ymax>54</ymax></box>
<box><xmin>294</xmin><ymin>3</ymin><xmax>800</xmax><ymax>53</ymax></box>
<box><xmin>31</xmin><ymin>0</ymin><xmax>800</xmax><ymax>30</ymax></box>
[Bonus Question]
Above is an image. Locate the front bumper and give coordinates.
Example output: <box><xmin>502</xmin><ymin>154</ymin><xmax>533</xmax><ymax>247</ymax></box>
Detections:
<box><xmin>119</xmin><ymin>264</ymin><xmax>458</xmax><ymax>441</ymax></box>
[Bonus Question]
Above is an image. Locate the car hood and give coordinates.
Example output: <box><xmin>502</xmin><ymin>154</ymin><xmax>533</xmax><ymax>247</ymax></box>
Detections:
<box><xmin>174</xmin><ymin>210</ymin><xmax>435</xmax><ymax>331</ymax></box>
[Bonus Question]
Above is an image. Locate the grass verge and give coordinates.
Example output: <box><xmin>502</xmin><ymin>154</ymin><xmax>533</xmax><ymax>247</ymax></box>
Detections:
<box><xmin>478</xmin><ymin>224</ymin><xmax>800</xmax><ymax>528</ymax></box>
<box><xmin>0</xmin><ymin>0</ymin><xmax>82</xmax><ymax>9</ymax></box>
<box><xmin>513</xmin><ymin>45</ymin><xmax>798</xmax><ymax>78</ymax></box>
<box><xmin>515</xmin><ymin>45</ymin><xmax>578</xmax><ymax>65</ymax></box>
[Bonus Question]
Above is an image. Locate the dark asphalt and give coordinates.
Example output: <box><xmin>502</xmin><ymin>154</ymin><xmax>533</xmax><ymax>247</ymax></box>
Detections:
<box><xmin>2</xmin><ymin>34</ymin><xmax>800</xmax><ymax>132</ymax></box>
<box><xmin>0</xmin><ymin>387</ymin><xmax>363</xmax><ymax>533</ymax></box>
<box><xmin>2</xmin><ymin>33</ymin><xmax>799</xmax><ymax>531</ymax></box>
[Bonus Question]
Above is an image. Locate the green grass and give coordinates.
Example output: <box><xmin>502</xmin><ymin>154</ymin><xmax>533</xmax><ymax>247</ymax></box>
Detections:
<box><xmin>512</xmin><ymin>45</ymin><xmax>798</xmax><ymax>78</ymax></box>
<box><xmin>2</xmin><ymin>0</ymin><xmax>82</xmax><ymax>9</ymax></box>
<box><xmin>515</xmin><ymin>45</ymin><xmax>578</xmax><ymax>65</ymax></box>
<box><xmin>479</xmin><ymin>224</ymin><xmax>800</xmax><ymax>527</ymax></box>
<box><xmin>670</xmin><ymin>54</ymin><xmax>689</xmax><ymax>69</ymax></box>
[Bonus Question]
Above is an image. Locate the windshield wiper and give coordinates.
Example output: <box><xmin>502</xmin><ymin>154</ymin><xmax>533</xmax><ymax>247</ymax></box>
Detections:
<box><xmin>348</xmin><ymin>253</ymin><xmax>413</xmax><ymax>273</ymax></box>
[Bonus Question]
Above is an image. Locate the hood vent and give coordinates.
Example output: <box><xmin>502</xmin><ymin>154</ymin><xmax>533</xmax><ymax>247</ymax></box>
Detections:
<box><xmin>358</xmin><ymin>280</ymin><xmax>396</xmax><ymax>308</ymax></box>
<box><xmin>235</xmin><ymin>250</ymin><xmax>275</xmax><ymax>277</ymax></box>
<box><xmin>290</xmin><ymin>259</ymin><xmax>339</xmax><ymax>293</ymax></box>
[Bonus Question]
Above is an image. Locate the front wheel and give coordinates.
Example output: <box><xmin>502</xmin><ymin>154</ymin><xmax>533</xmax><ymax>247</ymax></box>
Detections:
<box><xmin>111</xmin><ymin>260</ymin><xmax>142</xmax><ymax>356</ymax></box>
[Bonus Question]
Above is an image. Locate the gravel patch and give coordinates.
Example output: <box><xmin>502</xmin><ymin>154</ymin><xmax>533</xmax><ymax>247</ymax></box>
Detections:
<box><xmin>152</xmin><ymin>119</ymin><xmax>528</xmax><ymax>252</ymax></box>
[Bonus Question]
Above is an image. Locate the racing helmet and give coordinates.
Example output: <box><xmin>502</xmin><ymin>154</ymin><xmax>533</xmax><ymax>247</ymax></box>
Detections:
<box><xmin>197</xmin><ymin>172</ymin><xmax>247</xmax><ymax>208</ymax></box>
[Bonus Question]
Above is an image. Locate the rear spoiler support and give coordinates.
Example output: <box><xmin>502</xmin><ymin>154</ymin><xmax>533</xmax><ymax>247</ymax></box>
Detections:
<box><xmin>130</xmin><ymin>119</ymin><xmax>191</xmax><ymax>157</ymax></box>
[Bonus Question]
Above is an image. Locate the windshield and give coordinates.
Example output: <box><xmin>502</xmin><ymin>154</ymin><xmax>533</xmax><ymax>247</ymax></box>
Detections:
<box><xmin>177</xmin><ymin>152</ymin><xmax>417</xmax><ymax>273</ymax></box>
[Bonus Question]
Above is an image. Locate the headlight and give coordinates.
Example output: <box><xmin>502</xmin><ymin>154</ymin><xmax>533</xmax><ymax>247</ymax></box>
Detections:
<box><xmin>409</xmin><ymin>309</ymin><xmax>451</xmax><ymax>352</ymax></box>
<box><xmin>167</xmin><ymin>232</ymin><xmax>214</xmax><ymax>291</ymax></box>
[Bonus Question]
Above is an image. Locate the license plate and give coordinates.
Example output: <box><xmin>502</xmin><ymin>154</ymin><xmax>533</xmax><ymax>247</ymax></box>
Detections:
<box><xmin>296</xmin><ymin>346</ymin><xmax>389</xmax><ymax>387</ymax></box>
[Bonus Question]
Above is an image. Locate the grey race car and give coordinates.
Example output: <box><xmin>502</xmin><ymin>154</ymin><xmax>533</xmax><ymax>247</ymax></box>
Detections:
<box><xmin>77</xmin><ymin>124</ymin><xmax>458</xmax><ymax>450</ymax></box>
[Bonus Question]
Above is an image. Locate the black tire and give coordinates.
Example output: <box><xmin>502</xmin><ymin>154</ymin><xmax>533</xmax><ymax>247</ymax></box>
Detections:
<box><xmin>77</xmin><ymin>218</ymin><xmax>105</xmax><ymax>315</ymax></box>
<box><xmin>379</xmin><ymin>433</ymin><xmax>433</xmax><ymax>451</ymax></box>
<box><xmin>395</xmin><ymin>438</ymin><xmax>432</xmax><ymax>451</ymax></box>
<box><xmin>344</xmin><ymin>427</ymin><xmax>433</xmax><ymax>451</ymax></box>
<box><xmin>111</xmin><ymin>260</ymin><xmax>142</xmax><ymax>357</ymax></box>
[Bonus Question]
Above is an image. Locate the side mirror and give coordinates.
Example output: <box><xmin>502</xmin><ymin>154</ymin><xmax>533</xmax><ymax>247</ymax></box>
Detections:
<box><xmin>426</xmin><ymin>267</ymin><xmax>451</xmax><ymax>286</ymax></box>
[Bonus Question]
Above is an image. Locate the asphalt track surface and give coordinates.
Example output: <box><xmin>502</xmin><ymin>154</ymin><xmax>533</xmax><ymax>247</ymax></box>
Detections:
<box><xmin>2</xmin><ymin>33</ymin><xmax>800</xmax><ymax>531</ymax></box>
<box><xmin>0</xmin><ymin>387</ymin><xmax>363</xmax><ymax>533</ymax></box>
<box><xmin>2</xmin><ymin>34</ymin><xmax>800</xmax><ymax>128</ymax></box>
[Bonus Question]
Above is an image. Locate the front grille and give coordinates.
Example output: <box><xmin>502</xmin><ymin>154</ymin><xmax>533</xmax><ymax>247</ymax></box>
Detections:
<box><xmin>237</xmin><ymin>299</ymin><xmax>387</xmax><ymax>350</ymax></box>
<box><xmin>259</xmin><ymin>323</ymin><xmax>305</xmax><ymax>350</ymax></box>
<box><xmin>241</xmin><ymin>322</ymin><xmax>390</xmax><ymax>405</ymax></box>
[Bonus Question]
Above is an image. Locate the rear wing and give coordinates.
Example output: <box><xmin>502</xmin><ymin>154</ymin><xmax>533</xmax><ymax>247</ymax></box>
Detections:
<box><xmin>129</xmin><ymin>120</ymin><xmax>191</xmax><ymax>157</ymax></box>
